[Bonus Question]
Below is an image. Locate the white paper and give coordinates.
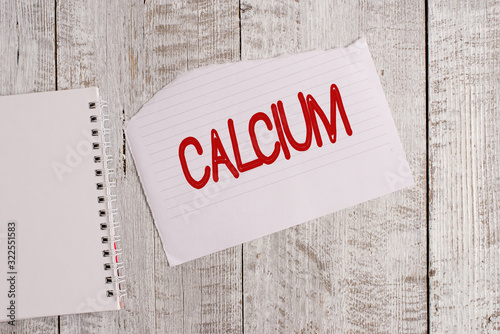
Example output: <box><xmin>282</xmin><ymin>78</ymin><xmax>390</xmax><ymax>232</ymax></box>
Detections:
<box><xmin>0</xmin><ymin>88</ymin><xmax>120</xmax><ymax>321</ymax></box>
<box><xmin>126</xmin><ymin>38</ymin><xmax>414</xmax><ymax>266</ymax></box>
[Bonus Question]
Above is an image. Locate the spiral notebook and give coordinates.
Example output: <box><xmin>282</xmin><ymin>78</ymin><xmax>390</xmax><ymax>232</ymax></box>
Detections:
<box><xmin>0</xmin><ymin>88</ymin><xmax>124</xmax><ymax>322</ymax></box>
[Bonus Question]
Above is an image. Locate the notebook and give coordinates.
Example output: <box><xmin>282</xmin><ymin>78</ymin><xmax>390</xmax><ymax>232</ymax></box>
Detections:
<box><xmin>126</xmin><ymin>38</ymin><xmax>414</xmax><ymax>266</ymax></box>
<box><xmin>0</xmin><ymin>88</ymin><xmax>125</xmax><ymax>322</ymax></box>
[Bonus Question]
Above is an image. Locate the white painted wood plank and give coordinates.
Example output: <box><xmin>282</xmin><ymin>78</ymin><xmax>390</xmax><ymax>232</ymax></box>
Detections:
<box><xmin>169</xmin><ymin>1</ymin><xmax>243</xmax><ymax>333</ymax></box>
<box><xmin>145</xmin><ymin>2</ymin><xmax>194</xmax><ymax>333</ymax></box>
<box><xmin>0</xmin><ymin>0</ymin><xmax>55</xmax><ymax>95</ymax></box>
<box><xmin>0</xmin><ymin>1</ymin><xmax>58</xmax><ymax>333</ymax></box>
<box><xmin>428</xmin><ymin>1</ymin><xmax>500</xmax><ymax>332</ymax></box>
<box><xmin>240</xmin><ymin>1</ymin><xmax>427</xmax><ymax>332</ymax></box>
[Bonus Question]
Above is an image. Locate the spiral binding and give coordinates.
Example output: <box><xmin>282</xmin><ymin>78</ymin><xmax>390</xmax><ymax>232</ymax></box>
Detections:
<box><xmin>89</xmin><ymin>100</ymin><xmax>127</xmax><ymax>306</ymax></box>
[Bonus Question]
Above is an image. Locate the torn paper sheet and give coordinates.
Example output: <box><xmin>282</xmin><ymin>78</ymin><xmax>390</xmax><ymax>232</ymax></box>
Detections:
<box><xmin>126</xmin><ymin>38</ymin><xmax>414</xmax><ymax>266</ymax></box>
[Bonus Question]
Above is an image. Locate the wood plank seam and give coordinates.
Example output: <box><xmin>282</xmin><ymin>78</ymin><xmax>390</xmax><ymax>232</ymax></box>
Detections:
<box><xmin>425</xmin><ymin>1</ymin><xmax>431</xmax><ymax>333</ymax></box>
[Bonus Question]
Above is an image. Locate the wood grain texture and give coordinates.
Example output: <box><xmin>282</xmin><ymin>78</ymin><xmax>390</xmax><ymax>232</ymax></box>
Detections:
<box><xmin>0</xmin><ymin>0</ymin><xmax>58</xmax><ymax>333</ymax></box>
<box><xmin>240</xmin><ymin>1</ymin><xmax>427</xmax><ymax>333</ymax></box>
<box><xmin>428</xmin><ymin>1</ymin><xmax>500</xmax><ymax>332</ymax></box>
<box><xmin>6</xmin><ymin>0</ymin><xmax>500</xmax><ymax>333</ymax></box>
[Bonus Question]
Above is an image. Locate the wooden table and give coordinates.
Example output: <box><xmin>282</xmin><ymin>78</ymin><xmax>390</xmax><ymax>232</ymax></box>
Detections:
<box><xmin>1</xmin><ymin>1</ymin><xmax>498</xmax><ymax>333</ymax></box>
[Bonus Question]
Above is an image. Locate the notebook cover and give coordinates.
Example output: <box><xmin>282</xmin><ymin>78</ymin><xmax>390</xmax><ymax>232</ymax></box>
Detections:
<box><xmin>0</xmin><ymin>88</ymin><xmax>120</xmax><ymax>321</ymax></box>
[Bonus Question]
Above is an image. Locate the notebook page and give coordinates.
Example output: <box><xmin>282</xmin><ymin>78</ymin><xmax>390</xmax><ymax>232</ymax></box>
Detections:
<box><xmin>126</xmin><ymin>38</ymin><xmax>414</xmax><ymax>265</ymax></box>
<box><xmin>0</xmin><ymin>88</ymin><xmax>120</xmax><ymax>321</ymax></box>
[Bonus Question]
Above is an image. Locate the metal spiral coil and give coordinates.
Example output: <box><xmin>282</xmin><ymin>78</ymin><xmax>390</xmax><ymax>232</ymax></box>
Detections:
<box><xmin>89</xmin><ymin>100</ymin><xmax>127</xmax><ymax>305</ymax></box>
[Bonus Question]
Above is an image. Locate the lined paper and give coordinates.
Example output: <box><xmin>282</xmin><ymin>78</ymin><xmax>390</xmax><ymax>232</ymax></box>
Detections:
<box><xmin>126</xmin><ymin>38</ymin><xmax>414</xmax><ymax>265</ymax></box>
